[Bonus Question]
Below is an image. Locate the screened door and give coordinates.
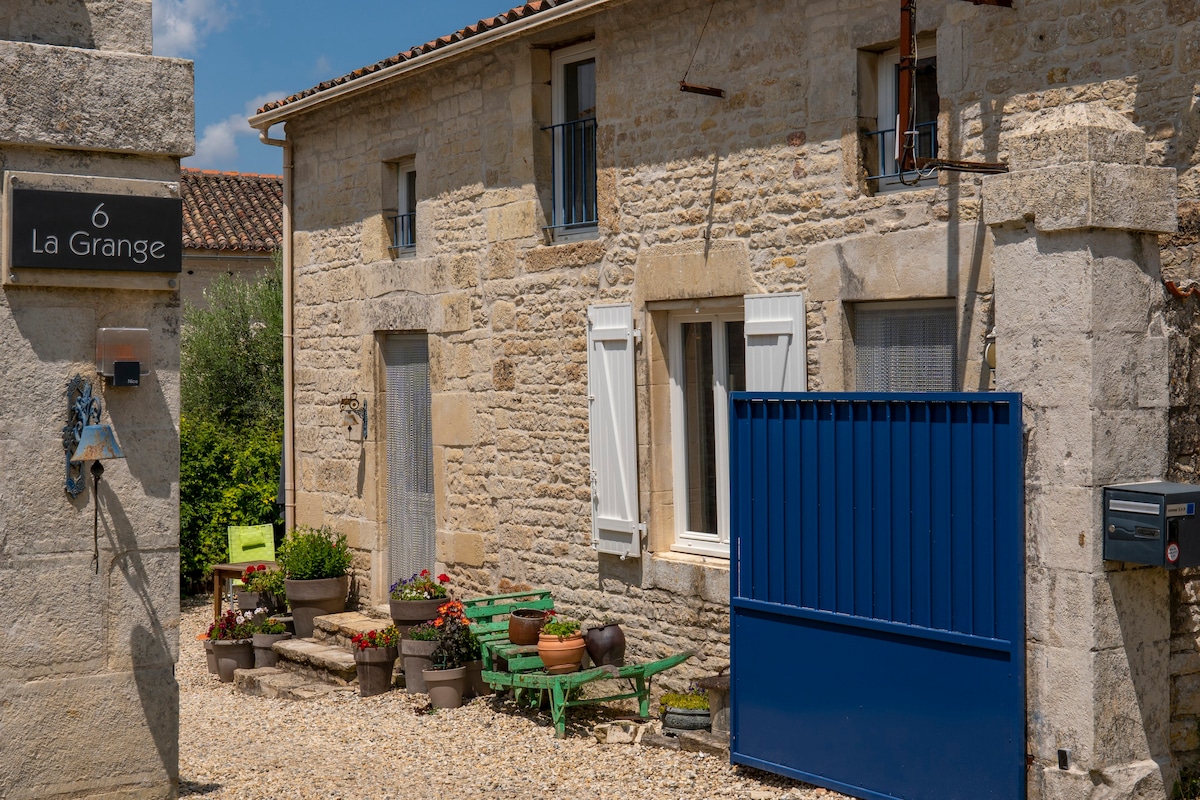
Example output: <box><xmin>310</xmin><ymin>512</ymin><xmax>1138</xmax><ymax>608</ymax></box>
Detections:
<box><xmin>383</xmin><ymin>334</ymin><xmax>435</xmax><ymax>587</ymax></box>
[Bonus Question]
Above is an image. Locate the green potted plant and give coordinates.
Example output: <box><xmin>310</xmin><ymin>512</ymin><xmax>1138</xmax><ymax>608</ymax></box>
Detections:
<box><xmin>389</xmin><ymin>569</ymin><xmax>450</xmax><ymax>636</ymax></box>
<box><xmin>537</xmin><ymin>611</ymin><xmax>585</xmax><ymax>673</ymax></box>
<box><xmin>423</xmin><ymin>600</ymin><xmax>474</xmax><ymax>709</ymax></box>
<box><xmin>276</xmin><ymin>524</ymin><xmax>352</xmax><ymax>638</ymax></box>
<box><xmin>350</xmin><ymin>625</ymin><xmax>400</xmax><ymax>697</ymax></box>
<box><xmin>660</xmin><ymin>684</ymin><xmax>712</xmax><ymax>733</ymax></box>
<box><xmin>251</xmin><ymin>614</ymin><xmax>292</xmax><ymax>668</ymax></box>
<box><xmin>238</xmin><ymin>564</ymin><xmax>287</xmax><ymax>615</ymax></box>
<box><xmin>207</xmin><ymin>608</ymin><xmax>257</xmax><ymax>682</ymax></box>
<box><xmin>400</xmin><ymin>621</ymin><xmax>441</xmax><ymax>695</ymax></box>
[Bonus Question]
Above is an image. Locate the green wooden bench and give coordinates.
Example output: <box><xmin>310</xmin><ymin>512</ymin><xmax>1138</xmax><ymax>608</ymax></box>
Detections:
<box><xmin>461</xmin><ymin>590</ymin><xmax>693</xmax><ymax>737</ymax></box>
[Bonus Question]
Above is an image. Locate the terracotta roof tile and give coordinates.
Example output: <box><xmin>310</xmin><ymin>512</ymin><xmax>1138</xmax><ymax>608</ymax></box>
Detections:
<box><xmin>181</xmin><ymin>169</ymin><xmax>283</xmax><ymax>253</ymax></box>
<box><xmin>257</xmin><ymin>1</ymin><xmax>575</xmax><ymax>115</ymax></box>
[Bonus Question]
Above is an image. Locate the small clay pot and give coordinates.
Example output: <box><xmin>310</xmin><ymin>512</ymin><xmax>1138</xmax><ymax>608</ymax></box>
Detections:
<box><xmin>508</xmin><ymin>607</ymin><xmax>548</xmax><ymax>645</ymax></box>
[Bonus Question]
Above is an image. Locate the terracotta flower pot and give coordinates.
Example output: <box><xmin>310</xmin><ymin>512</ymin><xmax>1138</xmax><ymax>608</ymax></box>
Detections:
<box><xmin>537</xmin><ymin>632</ymin><xmax>586</xmax><ymax>673</ymax></box>
<box><xmin>252</xmin><ymin>631</ymin><xmax>292</xmax><ymax>668</ymax></box>
<box><xmin>583</xmin><ymin>623</ymin><xmax>626</xmax><ymax>667</ymax></box>
<box><xmin>211</xmin><ymin>638</ymin><xmax>254</xmax><ymax>683</ymax></box>
<box><xmin>355</xmin><ymin>645</ymin><xmax>399</xmax><ymax>697</ymax></box>
<box><xmin>284</xmin><ymin>576</ymin><xmax>349</xmax><ymax>638</ymax></box>
<box><xmin>422</xmin><ymin>666</ymin><xmax>467</xmax><ymax>709</ymax></box>
<box><xmin>508</xmin><ymin>607</ymin><xmax>547</xmax><ymax>645</ymax></box>
<box><xmin>400</xmin><ymin>638</ymin><xmax>439</xmax><ymax>694</ymax></box>
<box><xmin>389</xmin><ymin>597</ymin><xmax>445</xmax><ymax>638</ymax></box>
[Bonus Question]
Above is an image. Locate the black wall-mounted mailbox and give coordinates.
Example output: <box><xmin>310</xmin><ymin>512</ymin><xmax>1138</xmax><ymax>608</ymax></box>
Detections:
<box><xmin>1103</xmin><ymin>481</ymin><xmax>1200</xmax><ymax>568</ymax></box>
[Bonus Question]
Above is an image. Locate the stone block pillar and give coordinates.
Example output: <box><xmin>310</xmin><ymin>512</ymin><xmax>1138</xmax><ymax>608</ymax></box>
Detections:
<box><xmin>983</xmin><ymin>105</ymin><xmax>1178</xmax><ymax>800</ymax></box>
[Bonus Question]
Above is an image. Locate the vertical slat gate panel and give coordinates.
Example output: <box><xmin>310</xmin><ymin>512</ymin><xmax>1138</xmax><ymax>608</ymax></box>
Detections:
<box><xmin>730</xmin><ymin>392</ymin><xmax>1025</xmax><ymax>800</ymax></box>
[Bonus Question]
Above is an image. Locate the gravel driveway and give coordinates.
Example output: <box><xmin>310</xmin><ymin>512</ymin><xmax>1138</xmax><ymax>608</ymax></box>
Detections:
<box><xmin>179</xmin><ymin>599</ymin><xmax>843</xmax><ymax>800</ymax></box>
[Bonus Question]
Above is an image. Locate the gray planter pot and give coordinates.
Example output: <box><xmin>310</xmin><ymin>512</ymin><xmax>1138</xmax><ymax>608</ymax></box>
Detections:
<box><xmin>401</xmin><ymin>637</ymin><xmax>439</xmax><ymax>694</ymax></box>
<box><xmin>284</xmin><ymin>576</ymin><xmax>349</xmax><ymax>638</ymax></box>
<box><xmin>252</xmin><ymin>631</ymin><xmax>292</xmax><ymax>668</ymax></box>
<box><xmin>211</xmin><ymin>638</ymin><xmax>254</xmax><ymax>683</ymax></box>
<box><xmin>422</xmin><ymin>666</ymin><xmax>466</xmax><ymax>709</ymax></box>
<box><xmin>355</xmin><ymin>645</ymin><xmax>399</xmax><ymax>697</ymax></box>
<box><xmin>389</xmin><ymin>598</ymin><xmax>444</xmax><ymax>637</ymax></box>
<box><xmin>203</xmin><ymin>638</ymin><xmax>218</xmax><ymax>674</ymax></box>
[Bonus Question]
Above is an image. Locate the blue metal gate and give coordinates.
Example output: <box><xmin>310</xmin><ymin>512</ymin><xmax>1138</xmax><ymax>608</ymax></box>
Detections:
<box><xmin>729</xmin><ymin>393</ymin><xmax>1025</xmax><ymax>800</ymax></box>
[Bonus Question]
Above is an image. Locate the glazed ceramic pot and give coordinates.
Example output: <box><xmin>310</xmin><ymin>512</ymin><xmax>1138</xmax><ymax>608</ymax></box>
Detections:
<box><xmin>284</xmin><ymin>576</ymin><xmax>349</xmax><ymax>638</ymax></box>
<box><xmin>537</xmin><ymin>632</ymin><xmax>586</xmax><ymax>672</ymax></box>
<box><xmin>252</xmin><ymin>631</ymin><xmax>292</xmax><ymax>668</ymax></box>
<box><xmin>355</xmin><ymin>645</ymin><xmax>399</xmax><ymax>697</ymax></box>
<box><xmin>508</xmin><ymin>608</ymin><xmax>548</xmax><ymax>645</ymax></box>
<box><xmin>211</xmin><ymin>638</ymin><xmax>254</xmax><ymax>683</ymax></box>
<box><xmin>583</xmin><ymin>623</ymin><xmax>626</xmax><ymax>667</ymax></box>
<box><xmin>423</xmin><ymin>666</ymin><xmax>467</xmax><ymax>709</ymax></box>
<box><xmin>400</xmin><ymin>638</ymin><xmax>439</xmax><ymax>694</ymax></box>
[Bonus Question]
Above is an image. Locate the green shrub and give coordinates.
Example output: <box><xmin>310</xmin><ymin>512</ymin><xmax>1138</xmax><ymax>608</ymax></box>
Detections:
<box><xmin>179</xmin><ymin>416</ymin><xmax>281</xmax><ymax>594</ymax></box>
<box><xmin>660</xmin><ymin>690</ymin><xmax>710</xmax><ymax>711</ymax></box>
<box><xmin>276</xmin><ymin>524</ymin><xmax>351</xmax><ymax>580</ymax></box>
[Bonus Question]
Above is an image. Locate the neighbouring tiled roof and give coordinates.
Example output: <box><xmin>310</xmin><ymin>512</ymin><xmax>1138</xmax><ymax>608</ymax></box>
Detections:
<box><xmin>257</xmin><ymin>0</ymin><xmax>576</xmax><ymax>115</ymax></box>
<box><xmin>181</xmin><ymin>169</ymin><xmax>283</xmax><ymax>253</ymax></box>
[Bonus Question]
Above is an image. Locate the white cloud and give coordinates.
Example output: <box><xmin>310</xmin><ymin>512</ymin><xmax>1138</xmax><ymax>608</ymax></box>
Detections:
<box><xmin>152</xmin><ymin>0</ymin><xmax>231</xmax><ymax>57</ymax></box>
<box><xmin>186</xmin><ymin>93</ymin><xmax>284</xmax><ymax>171</ymax></box>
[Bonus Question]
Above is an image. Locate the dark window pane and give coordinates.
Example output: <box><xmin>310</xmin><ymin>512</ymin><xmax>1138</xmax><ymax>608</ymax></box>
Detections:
<box><xmin>681</xmin><ymin>321</ymin><xmax>717</xmax><ymax>535</ymax></box>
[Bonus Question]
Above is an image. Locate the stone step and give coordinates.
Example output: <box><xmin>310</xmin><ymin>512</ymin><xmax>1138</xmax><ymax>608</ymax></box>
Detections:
<box><xmin>271</xmin><ymin>637</ymin><xmax>359</xmax><ymax>684</ymax></box>
<box><xmin>233</xmin><ymin>666</ymin><xmax>355</xmax><ymax>700</ymax></box>
<box><xmin>311</xmin><ymin>610</ymin><xmax>391</xmax><ymax>651</ymax></box>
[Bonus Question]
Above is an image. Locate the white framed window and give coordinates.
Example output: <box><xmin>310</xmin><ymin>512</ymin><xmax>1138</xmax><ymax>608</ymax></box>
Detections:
<box><xmin>669</xmin><ymin>309</ymin><xmax>745</xmax><ymax>556</ymax></box>
<box><xmin>548</xmin><ymin>41</ymin><xmax>597</xmax><ymax>236</ymax></box>
<box><xmin>852</xmin><ymin>299</ymin><xmax>957</xmax><ymax>391</ymax></box>
<box><xmin>388</xmin><ymin>158</ymin><xmax>416</xmax><ymax>254</ymax></box>
<box><xmin>867</xmin><ymin>43</ymin><xmax>938</xmax><ymax>191</ymax></box>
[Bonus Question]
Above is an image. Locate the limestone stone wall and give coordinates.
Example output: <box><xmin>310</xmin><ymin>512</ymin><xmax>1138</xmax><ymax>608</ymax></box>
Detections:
<box><xmin>281</xmin><ymin>0</ymin><xmax>1200</xmax><ymax>717</ymax></box>
<box><xmin>0</xmin><ymin>5</ymin><xmax>190</xmax><ymax>798</ymax></box>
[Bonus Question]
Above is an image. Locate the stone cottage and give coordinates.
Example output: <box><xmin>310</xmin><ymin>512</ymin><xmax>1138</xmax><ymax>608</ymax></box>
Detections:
<box><xmin>250</xmin><ymin>0</ymin><xmax>1200</xmax><ymax>796</ymax></box>
<box><xmin>180</xmin><ymin>168</ymin><xmax>282</xmax><ymax>310</ymax></box>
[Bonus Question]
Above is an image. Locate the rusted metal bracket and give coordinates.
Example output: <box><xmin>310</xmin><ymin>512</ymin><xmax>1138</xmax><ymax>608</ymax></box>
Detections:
<box><xmin>965</xmin><ymin>0</ymin><xmax>1013</xmax><ymax>6</ymax></box>
<box><xmin>680</xmin><ymin>81</ymin><xmax>726</xmax><ymax>98</ymax></box>
<box><xmin>916</xmin><ymin>157</ymin><xmax>1009</xmax><ymax>174</ymax></box>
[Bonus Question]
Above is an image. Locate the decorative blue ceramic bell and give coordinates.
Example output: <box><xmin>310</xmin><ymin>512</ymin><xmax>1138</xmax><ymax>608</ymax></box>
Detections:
<box><xmin>70</xmin><ymin>423</ymin><xmax>124</xmax><ymax>463</ymax></box>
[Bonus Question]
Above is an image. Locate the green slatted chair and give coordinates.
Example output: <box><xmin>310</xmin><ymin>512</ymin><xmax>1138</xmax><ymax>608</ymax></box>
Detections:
<box><xmin>226</xmin><ymin>524</ymin><xmax>276</xmax><ymax>597</ymax></box>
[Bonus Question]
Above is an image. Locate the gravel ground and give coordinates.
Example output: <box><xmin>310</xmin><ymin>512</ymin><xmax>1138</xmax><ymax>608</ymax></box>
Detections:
<box><xmin>179</xmin><ymin>598</ymin><xmax>848</xmax><ymax>800</ymax></box>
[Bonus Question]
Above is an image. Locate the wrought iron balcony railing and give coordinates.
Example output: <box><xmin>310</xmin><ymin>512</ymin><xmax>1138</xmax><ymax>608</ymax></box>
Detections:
<box><xmin>543</xmin><ymin>117</ymin><xmax>597</xmax><ymax>230</ymax></box>
<box><xmin>388</xmin><ymin>212</ymin><xmax>415</xmax><ymax>251</ymax></box>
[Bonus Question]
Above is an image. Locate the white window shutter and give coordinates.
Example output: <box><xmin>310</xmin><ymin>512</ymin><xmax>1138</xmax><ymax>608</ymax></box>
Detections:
<box><xmin>744</xmin><ymin>292</ymin><xmax>807</xmax><ymax>392</ymax></box>
<box><xmin>587</xmin><ymin>303</ymin><xmax>641</xmax><ymax>558</ymax></box>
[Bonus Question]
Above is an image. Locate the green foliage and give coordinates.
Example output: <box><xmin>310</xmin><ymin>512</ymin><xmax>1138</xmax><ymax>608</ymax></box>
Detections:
<box><xmin>255</xmin><ymin>616</ymin><xmax>288</xmax><ymax>635</ymax></box>
<box><xmin>276</xmin><ymin>525</ymin><xmax>352</xmax><ymax>580</ymax></box>
<box><xmin>542</xmin><ymin>614</ymin><xmax>582</xmax><ymax>637</ymax></box>
<box><xmin>1176</xmin><ymin>766</ymin><xmax>1200</xmax><ymax>800</ymax></box>
<box><xmin>181</xmin><ymin>263</ymin><xmax>283</xmax><ymax>427</ymax></box>
<box><xmin>407</xmin><ymin>622</ymin><xmax>441</xmax><ymax>641</ymax></box>
<box><xmin>660</xmin><ymin>689</ymin><xmax>710</xmax><ymax>711</ymax></box>
<box><xmin>179</xmin><ymin>416</ymin><xmax>281</xmax><ymax>594</ymax></box>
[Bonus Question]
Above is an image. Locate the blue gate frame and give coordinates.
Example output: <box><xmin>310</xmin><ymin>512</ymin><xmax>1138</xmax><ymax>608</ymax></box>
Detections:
<box><xmin>729</xmin><ymin>393</ymin><xmax>1025</xmax><ymax>800</ymax></box>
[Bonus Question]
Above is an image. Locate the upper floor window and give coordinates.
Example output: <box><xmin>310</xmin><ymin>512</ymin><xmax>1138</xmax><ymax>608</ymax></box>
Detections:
<box><xmin>863</xmin><ymin>44</ymin><xmax>938</xmax><ymax>192</ymax></box>
<box><xmin>852</xmin><ymin>300</ymin><xmax>957</xmax><ymax>391</ymax></box>
<box><xmin>388</xmin><ymin>158</ymin><xmax>416</xmax><ymax>254</ymax></box>
<box><xmin>546</xmin><ymin>42</ymin><xmax>597</xmax><ymax>235</ymax></box>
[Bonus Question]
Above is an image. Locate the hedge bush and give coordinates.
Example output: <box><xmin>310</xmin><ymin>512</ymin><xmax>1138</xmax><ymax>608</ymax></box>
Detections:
<box><xmin>179</xmin><ymin>415</ymin><xmax>281</xmax><ymax>594</ymax></box>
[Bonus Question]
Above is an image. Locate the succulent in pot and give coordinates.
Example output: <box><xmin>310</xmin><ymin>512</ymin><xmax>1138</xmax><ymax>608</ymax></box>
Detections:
<box><xmin>660</xmin><ymin>684</ymin><xmax>712</xmax><ymax>733</ymax></box>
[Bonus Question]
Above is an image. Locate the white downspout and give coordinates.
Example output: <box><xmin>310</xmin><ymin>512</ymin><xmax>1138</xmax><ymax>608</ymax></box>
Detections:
<box><xmin>259</xmin><ymin>126</ymin><xmax>295</xmax><ymax>531</ymax></box>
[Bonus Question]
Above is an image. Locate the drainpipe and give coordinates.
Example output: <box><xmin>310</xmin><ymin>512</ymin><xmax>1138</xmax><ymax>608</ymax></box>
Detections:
<box><xmin>258</xmin><ymin>126</ymin><xmax>295</xmax><ymax>532</ymax></box>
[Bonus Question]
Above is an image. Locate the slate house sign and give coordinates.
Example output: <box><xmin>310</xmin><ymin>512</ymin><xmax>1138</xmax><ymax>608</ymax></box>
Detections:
<box><xmin>11</xmin><ymin>188</ymin><xmax>182</xmax><ymax>273</ymax></box>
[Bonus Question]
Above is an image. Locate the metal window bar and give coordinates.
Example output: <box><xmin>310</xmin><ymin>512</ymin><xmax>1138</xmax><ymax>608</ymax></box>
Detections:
<box><xmin>543</xmin><ymin>117</ymin><xmax>597</xmax><ymax>230</ymax></box>
<box><xmin>864</xmin><ymin>120</ymin><xmax>938</xmax><ymax>181</ymax></box>
<box><xmin>388</xmin><ymin>212</ymin><xmax>416</xmax><ymax>250</ymax></box>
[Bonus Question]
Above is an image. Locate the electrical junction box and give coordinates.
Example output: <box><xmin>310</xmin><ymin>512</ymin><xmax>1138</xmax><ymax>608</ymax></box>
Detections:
<box><xmin>1103</xmin><ymin>482</ymin><xmax>1200</xmax><ymax>568</ymax></box>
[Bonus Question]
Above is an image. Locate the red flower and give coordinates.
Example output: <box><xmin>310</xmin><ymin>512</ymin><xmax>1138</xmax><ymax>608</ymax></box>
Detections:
<box><xmin>437</xmin><ymin>573</ymin><xmax>450</xmax><ymax>584</ymax></box>
<box><xmin>420</xmin><ymin>569</ymin><xmax>430</xmax><ymax>577</ymax></box>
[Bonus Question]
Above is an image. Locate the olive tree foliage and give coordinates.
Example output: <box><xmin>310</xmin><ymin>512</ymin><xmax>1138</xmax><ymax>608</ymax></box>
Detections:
<box><xmin>179</xmin><ymin>262</ymin><xmax>284</xmax><ymax>593</ymax></box>
<box><xmin>181</xmin><ymin>262</ymin><xmax>284</xmax><ymax>426</ymax></box>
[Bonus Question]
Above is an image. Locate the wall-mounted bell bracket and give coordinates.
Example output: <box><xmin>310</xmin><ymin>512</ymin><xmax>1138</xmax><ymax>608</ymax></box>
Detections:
<box><xmin>340</xmin><ymin>393</ymin><xmax>367</xmax><ymax>442</ymax></box>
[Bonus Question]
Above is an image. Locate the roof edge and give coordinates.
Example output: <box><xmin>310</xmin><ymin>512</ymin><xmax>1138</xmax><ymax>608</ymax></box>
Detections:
<box><xmin>248</xmin><ymin>0</ymin><xmax>616</xmax><ymax>130</ymax></box>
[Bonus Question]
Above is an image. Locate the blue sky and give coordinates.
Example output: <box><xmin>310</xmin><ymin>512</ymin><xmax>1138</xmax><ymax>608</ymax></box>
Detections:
<box><xmin>152</xmin><ymin>0</ymin><xmax>516</xmax><ymax>175</ymax></box>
